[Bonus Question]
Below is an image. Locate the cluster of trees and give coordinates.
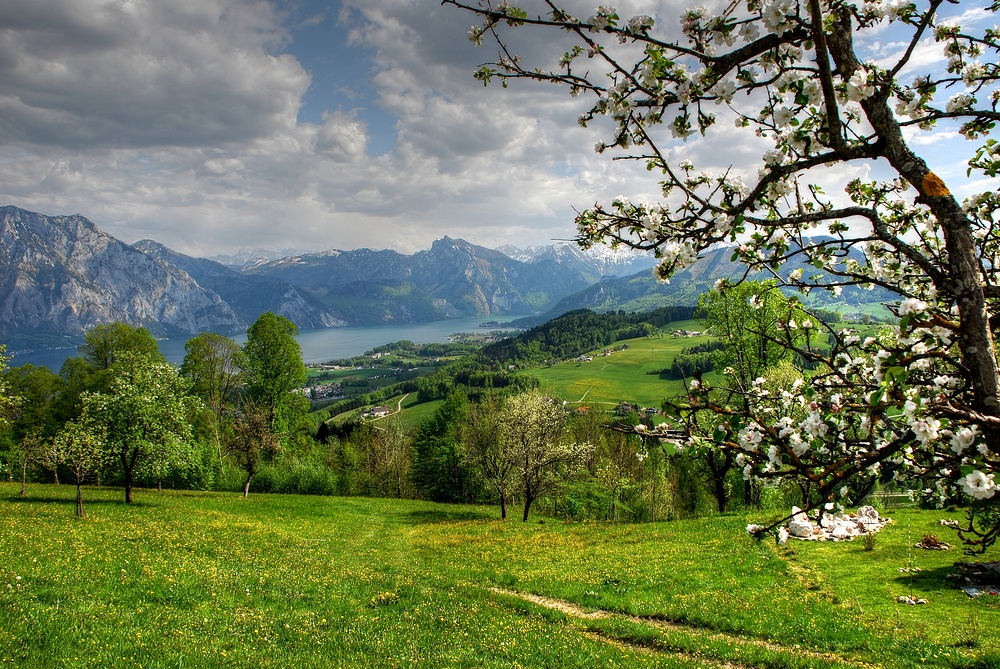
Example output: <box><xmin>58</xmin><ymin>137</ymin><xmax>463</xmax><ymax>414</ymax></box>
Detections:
<box><xmin>449</xmin><ymin>0</ymin><xmax>1000</xmax><ymax>551</ymax></box>
<box><xmin>3</xmin><ymin>311</ymin><xmax>779</xmax><ymax>523</ymax></box>
<box><xmin>1</xmin><ymin>313</ymin><xmax>310</xmax><ymax>514</ymax></box>
<box><xmin>325</xmin><ymin>386</ymin><xmax>765</xmax><ymax>522</ymax></box>
<box><xmin>659</xmin><ymin>341</ymin><xmax>724</xmax><ymax>381</ymax></box>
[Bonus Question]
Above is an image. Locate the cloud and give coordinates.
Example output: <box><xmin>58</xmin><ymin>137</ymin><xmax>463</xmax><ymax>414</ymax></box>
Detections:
<box><xmin>0</xmin><ymin>0</ymin><xmax>307</xmax><ymax>149</ymax></box>
<box><xmin>0</xmin><ymin>0</ymin><xmax>991</xmax><ymax>259</ymax></box>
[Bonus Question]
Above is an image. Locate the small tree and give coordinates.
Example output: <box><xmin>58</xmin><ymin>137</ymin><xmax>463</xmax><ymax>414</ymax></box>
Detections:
<box><xmin>411</xmin><ymin>389</ymin><xmax>473</xmax><ymax>502</ymax></box>
<box><xmin>182</xmin><ymin>332</ymin><xmax>245</xmax><ymax>467</ymax></box>
<box><xmin>5</xmin><ymin>364</ymin><xmax>67</xmax><ymax>489</ymax></box>
<box><xmin>83</xmin><ymin>353</ymin><xmax>197</xmax><ymax>504</ymax></box>
<box><xmin>229</xmin><ymin>399</ymin><xmax>280</xmax><ymax>498</ymax></box>
<box><xmin>243</xmin><ymin>312</ymin><xmax>307</xmax><ymax>436</ymax></box>
<box><xmin>687</xmin><ymin>281</ymin><xmax>811</xmax><ymax>511</ymax></box>
<box><xmin>0</xmin><ymin>345</ymin><xmax>23</xmax><ymax>481</ymax></box>
<box><xmin>462</xmin><ymin>393</ymin><xmax>516</xmax><ymax>518</ymax></box>
<box><xmin>502</xmin><ymin>390</ymin><xmax>592</xmax><ymax>521</ymax></box>
<box><xmin>79</xmin><ymin>322</ymin><xmax>163</xmax><ymax>372</ymax></box>
<box><xmin>10</xmin><ymin>430</ymin><xmax>49</xmax><ymax>495</ymax></box>
<box><xmin>449</xmin><ymin>0</ymin><xmax>1000</xmax><ymax>542</ymax></box>
<box><xmin>51</xmin><ymin>422</ymin><xmax>103</xmax><ymax>517</ymax></box>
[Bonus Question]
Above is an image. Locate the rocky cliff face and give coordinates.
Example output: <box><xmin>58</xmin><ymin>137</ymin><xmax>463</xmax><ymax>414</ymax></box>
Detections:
<box><xmin>132</xmin><ymin>240</ymin><xmax>345</xmax><ymax>330</ymax></box>
<box><xmin>243</xmin><ymin>236</ymin><xmax>603</xmax><ymax>321</ymax></box>
<box><xmin>0</xmin><ymin>206</ymin><xmax>244</xmax><ymax>341</ymax></box>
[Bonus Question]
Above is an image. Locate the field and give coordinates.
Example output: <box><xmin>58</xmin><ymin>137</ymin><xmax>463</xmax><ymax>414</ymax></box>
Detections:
<box><xmin>2</xmin><ymin>484</ymin><xmax>998</xmax><ymax>668</ymax></box>
<box><xmin>529</xmin><ymin>321</ymin><xmax>719</xmax><ymax>409</ymax></box>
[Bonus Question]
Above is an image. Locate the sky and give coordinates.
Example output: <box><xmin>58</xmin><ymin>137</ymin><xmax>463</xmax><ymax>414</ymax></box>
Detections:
<box><xmin>0</xmin><ymin>0</ymin><xmax>992</xmax><ymax>258</ymax></box>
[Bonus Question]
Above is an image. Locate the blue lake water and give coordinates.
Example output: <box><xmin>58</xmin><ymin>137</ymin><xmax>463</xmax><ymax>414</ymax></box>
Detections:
<box><xmin>9</xmin><ymin>316</ymin><xmax>527</xmax><ymax>371</ymax></box>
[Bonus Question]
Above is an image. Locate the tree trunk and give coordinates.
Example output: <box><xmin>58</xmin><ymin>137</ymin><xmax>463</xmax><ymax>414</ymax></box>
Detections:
<box><xmin>124</xmin><ymin>467</ymin><xmax>134</xmax><ymax>504</ymax></box>
<box><xmin>76</xmin><ymin>483</ymin><xmax>85</xmax><ymax>518</ymax></box>
<box><xmin>826</xmin><ymin>9</ymin><xmax>1000</xmax><ymax>440</ymax></box>
<box><xmin>522</xmin><ymin>495</ymin><xmax>534</xmax><ymax>522</ymax></box>
<box><xmin>20</xmin><ymin>459</ymin><xmax>27</xmax><ymax>496</ymax></box>
<box><xmin>714</xmin><ymin>475</ymin><xmax>729</xmax><ymax>513</ymax></box>
<box><xmin>243</xmin><ymin>473</ymin><xmax>254</xmax><ymax>498</ymax></box>
<box><xmin>499</xmin><ymin>492</ymin><xmax>508</xmax><ymax>519</ymax></box>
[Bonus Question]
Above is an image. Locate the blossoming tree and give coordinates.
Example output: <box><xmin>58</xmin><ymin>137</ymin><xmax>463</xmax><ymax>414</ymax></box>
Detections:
<box><xmin>447</xmin><ymin>0</ymin><xmax>1000</xmax><ymax>547</ymax></box>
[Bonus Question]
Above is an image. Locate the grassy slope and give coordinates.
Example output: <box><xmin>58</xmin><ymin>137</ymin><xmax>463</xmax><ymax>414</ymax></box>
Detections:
<box><xmin>2</xmin><ymin>484</ymin><xmax>997</xmax><ymax>669</ymax></box>
<box><xmin>527</xmin><ymin>321</ymin><xmax>718</xmax><ymax>409</ymax></box>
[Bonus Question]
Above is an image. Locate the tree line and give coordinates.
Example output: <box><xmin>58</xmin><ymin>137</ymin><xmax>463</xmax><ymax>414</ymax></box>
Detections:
<box><xmin>0</xmin><ymin>312</ymin><xmax>310</xmax><ymax>515</ymax></box>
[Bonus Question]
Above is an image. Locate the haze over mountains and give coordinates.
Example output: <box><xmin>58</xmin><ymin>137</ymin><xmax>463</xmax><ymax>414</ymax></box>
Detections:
<box><xmin>0</xmin><ymin>206</ymin><xmax>659</xmax><ymax>350</ymax></box>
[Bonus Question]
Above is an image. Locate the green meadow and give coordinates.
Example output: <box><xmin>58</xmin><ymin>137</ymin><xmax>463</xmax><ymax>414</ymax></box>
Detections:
<box><xmin>530</xmin><ymin>322</ymin><xmax>718</xmax><ymax>409</ymax></box>
<box><xmin>2</xmin><ymin>483</ymin><xmax>997</xmax><ymax>669</ymax></box>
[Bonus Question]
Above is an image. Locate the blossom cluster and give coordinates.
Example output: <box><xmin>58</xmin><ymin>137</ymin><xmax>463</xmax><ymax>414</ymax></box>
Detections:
<box><xmin>453</xmin><ymin>0</ymin><xmax>1000</xmax><ymax>527</ymax></box>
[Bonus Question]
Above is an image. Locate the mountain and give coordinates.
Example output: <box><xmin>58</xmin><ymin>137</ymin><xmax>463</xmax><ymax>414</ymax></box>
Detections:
<box><xmin>0</xmin><ymin>206</ymin><xmax>244</xmax><ymax>349</ymax></box>
<box><xmin>0</xmin><ymin>207</ymin><xmax>610</xmax><ymax>350</ymax></box>
<box><xmin>515</xmin><ymin>244</ymin><xmax>895</xmax><ymax>327</ymax></box>
<box><xmin>206</xmin><ymin>247</ymin><xmax>309</xmax><ymax>268</ymax></box>
<box><xmin>132</xmin><ymin>240</ymin><xmax>345</xmax><ymax>330</ymax></box>
<box><xmin>241</xmin><ymin>236</ymin><xmax>604</xmax><ymax>323</ymax></box>
<box><xmin>497</xmin><ymin>241</ymin><xmax>658</xmax><ymax>277</ymax></box>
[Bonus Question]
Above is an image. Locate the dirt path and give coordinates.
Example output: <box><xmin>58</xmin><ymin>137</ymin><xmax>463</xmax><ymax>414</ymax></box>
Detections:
<box><xmin>369</xmin><ymin>393</ymin><xmax>410</xmax><ymax>422</ymax></box>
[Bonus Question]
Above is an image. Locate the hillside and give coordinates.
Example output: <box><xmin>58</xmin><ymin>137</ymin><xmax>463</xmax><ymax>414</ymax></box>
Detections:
<box><xmin>478</xmin><ymin>306</ymin><xmax>696</xmax><ymax>367</ymax></box>
<box><xmin>520</xmin><ymin>248</ymin><xmax>897</xmax><ymax>326</ymax></box>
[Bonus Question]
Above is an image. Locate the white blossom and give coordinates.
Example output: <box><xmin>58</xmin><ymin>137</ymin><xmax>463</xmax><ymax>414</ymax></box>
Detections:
<box><xmin>960</xmin><ymin>470</ymin><xmax>997</xmax><ymax>499</ymax></box>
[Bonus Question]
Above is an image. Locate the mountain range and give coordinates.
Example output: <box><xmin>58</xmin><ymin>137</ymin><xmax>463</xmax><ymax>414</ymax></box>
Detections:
<box><xmin>2</xmin><ymin>205</ymin><xmax>889</xmax><ymax>353</ymax></box>
<box><xmin>0</xmin><ymin>206</ymin><xmax>659</xmax><ymax>351</ymax></box>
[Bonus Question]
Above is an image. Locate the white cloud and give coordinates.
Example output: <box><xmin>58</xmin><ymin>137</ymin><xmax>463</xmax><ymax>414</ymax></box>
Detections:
<box><xmin>0</xmin><ymin>0</ymin><xmax>993</xmax><ymax>259</ymax></box>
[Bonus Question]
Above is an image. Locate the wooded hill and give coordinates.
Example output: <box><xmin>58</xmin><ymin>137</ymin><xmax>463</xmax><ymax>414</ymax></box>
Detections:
<box><xmin>478</xmin><ymin>306</ymin><xmax>697</xmax><ymax>367</ymax></box>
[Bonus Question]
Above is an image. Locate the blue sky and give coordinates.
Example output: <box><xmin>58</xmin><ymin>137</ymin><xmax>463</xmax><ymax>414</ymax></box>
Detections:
<box><xmin>0</xmin><ymin>1</ymin><xmax>992</xmax><ymax>257</ymax></box>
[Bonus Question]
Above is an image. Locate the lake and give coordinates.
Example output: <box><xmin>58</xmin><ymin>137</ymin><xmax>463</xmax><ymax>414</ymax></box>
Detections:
<box><xmin>9</xmin><ymin>316</ymin><xmax>527</xmax><ymax>371</ymax></box>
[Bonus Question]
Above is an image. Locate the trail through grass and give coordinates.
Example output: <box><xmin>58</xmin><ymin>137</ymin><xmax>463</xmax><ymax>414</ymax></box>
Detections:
<box><xmin>1</xmin><ymin>484</ymin><xmax>997</xmax><ymax>668</ymax></box>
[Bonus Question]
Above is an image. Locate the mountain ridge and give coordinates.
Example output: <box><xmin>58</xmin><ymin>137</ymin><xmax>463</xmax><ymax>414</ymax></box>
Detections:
<box><xmin>0</xmin><ymin>207</ymin><xmax>629</xmax><ymax>350</ymax></box>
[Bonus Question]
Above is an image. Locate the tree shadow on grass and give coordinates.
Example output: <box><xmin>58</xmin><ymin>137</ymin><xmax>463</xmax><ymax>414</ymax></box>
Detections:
<box><xmin>3</xmin><ymin>493</ymin><xmax>154</xmax><ymax>508</ymax></box>
<box><xmin>404</xmin><ymin>508</ymin><xmax>495</xmax><ymax>525</ymax></box>
<box><xmin>889</xmin><ymin>563</ymin><xmax>963</xmax><ymax>595</ymax></box>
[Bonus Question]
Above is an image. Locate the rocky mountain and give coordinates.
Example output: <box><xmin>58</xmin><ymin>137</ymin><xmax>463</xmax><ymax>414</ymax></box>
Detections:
<box><xmin>207</xmin><ymin>247</ymin><xmax>308</xmax><ymax>268</ymax></box>
<box><xmin>0</xmin><ymin>206</ymin><xmax>244</xmax><ymax>349</ymax></box>
<box><xmin>497</xmin><ymin>241</ymin><xmax>658</xmax><ymax>277</ymax></box>
<box><xmin>241</xmin><ymin>237</ymin><xmax>605</xmax><ymax>323</ymax></box>
<box><xmin>0</xmin><ymin>207</ymin><xmax>615</xmax><ymax>350</ymax></box>
<box><xmin>132</xmin><ymin>241</ymin><xmax>345</xmax><ymax>330</ymax></box>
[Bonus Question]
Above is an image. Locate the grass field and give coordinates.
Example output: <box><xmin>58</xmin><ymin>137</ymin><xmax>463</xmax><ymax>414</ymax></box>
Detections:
<box><xmin>529</xmin><ymin>320</ymin><xmax>718</xmax><ymax>409</ymax></box>
<box><xmin>2</xmin><ymin>484</ymin><xmax>997</xmax><ymax>668</ymax></box>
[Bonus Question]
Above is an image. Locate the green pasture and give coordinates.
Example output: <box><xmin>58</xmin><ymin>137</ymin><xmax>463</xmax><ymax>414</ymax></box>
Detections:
<box><xmin>530</xmin><ymin>321</ymin><xmax>718</xmax><ymax>409</ymax></box>
<box><xmin>396</xmin><ymin>395</ymin><xmax>444</xmax><ymax>428</ymax></box>
<box><xmin>324</xmin><ymin>393</ymin><xmax>440</xmax><ymax>431</ymax></box>
<box><xmin>2</xmin><ymin>483</ymin><xmax>996</xmax><ymax>668</ymax></box>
